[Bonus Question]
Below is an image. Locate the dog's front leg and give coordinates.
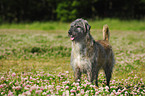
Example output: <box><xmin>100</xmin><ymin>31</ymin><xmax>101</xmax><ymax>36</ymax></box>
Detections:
<box><xmin>87</xmin><ymin>68</ymin><xmax>99</xmax><ymax>86</ymax></box>
<box><xmin>87</xmin><ymin>70</ymin><xmax>93</xmax><ymax>82</ymax></box>
<box><xmin>74</xmin><ymin>67</ymin><xmax>81</xmax><ymax>82</ymax></box>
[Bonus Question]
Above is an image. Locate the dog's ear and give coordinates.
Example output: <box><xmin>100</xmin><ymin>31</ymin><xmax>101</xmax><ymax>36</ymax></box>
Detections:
<box><xmin>84</xmin><ymin>20</ymin><xmax>91</xmax><ymax>32</ymax></box>
<box><xmin>86</xmin><ymin>23</ymin><xmax>91</xmax><ymax>32</ymax></box>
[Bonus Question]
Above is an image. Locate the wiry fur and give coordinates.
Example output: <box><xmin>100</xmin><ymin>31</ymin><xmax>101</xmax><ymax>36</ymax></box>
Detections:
<box><xmin>68</xmin><ymin>19</ymin><xmax>115</xmax><ymax>86</ymax></box>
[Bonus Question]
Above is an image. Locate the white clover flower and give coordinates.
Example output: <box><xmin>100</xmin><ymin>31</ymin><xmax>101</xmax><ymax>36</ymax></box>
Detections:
<box><xmin>105</xmin><ymin>86</ymin><xmax>109</xmax><ymax>90</ymax></box>
<box><xmin>0</xmin><ymin>84</ymin><xmax>3</xmax><ymax>88</ymax></box>
<box><xmin>65</xmin><ymin>86</ymin><xmax>69</xmax><ymax>89</ymax></box>
<box><xmin>86</xmin><ymin>82</ymin><xmax>91</xmax><ymax>85</ymax></box>
<box><xmin>81</xmin><ymin>89</ymin><xmax>84</xmax><ymax>95</ymax></box>
<box><xmin>56</xmin><ymin>85</ymin><xmax>61</xmax><ymax>90</ymax></box>
<box><xmin>76</xmin><ymin>93</ymin><xmax>81</xmax><ymax>96</ymax></box>
<box><xmin>40</xmin><ymin>86</ymin><xmax>44</xmax><ymax>91</ymax></box>
<box><xmin>77</xmin><ymin>79</ymin><xmax>80</xmax><ymax>82</ymax></box>
<box><xmin>65</xmin><ymin>90</ymin><xmax>69</xmax><ymax>96</ymax></box>
<box><xmin>30</xmin><ymin>85</ymin><xmax>37</xmax><ymax>90</ymax></box>
<box><xmin>18</xmin><ymin>94</ymin><xmax>25</xmax><ymax>96</ymax></box>
<box><xmin>24</xmin><ymin>86</ymin><xmax>29</xmax><ymax>90</ymax></box>
<box><xmin>85</xmin><ymin>90</ymin><xmax>90</xmax><ymax>94</ymax></box>
<box><xmin>141</xmin><ymin>92</ymin><xmax>145</xmax><ymax>95</ymax></box>
<box><xmin>110</xmin><ymin>92</ymin><xmax>115</xmax><ymax>96</ymax></box>
<box><xmin>70</xmin><ymin>89</ymin><xmax>76</xmax><ymax>93</ymax></box>
<box><xmin>75</xmin><ymin>82</ymin><xmax>79</xmax><ymax>86</ymax></box>
<box><xmin>35</xmin><ymin>90</ymin><xmax>42</xmax><ymax>94</ymax></box>
<box><xmin>116</xmin><ymin>92</ymin><xmax>121</xmax><ymax>95</ymax></box>
<box><xmin>42</xmin><ymin>92</ymin><xmax>47</xmax><ymax>95</ymax></box>
<box><xmin>134</xmin><ymin>93</ymin><xmax>137</xmax><ymax>95</ymax></box>
<box><xmin>12</xmin><ymin>73</ymin><xmax>16</xmax><ymax>77</ymax></box>
<box><xmin>12</xmin><ymin>86</ymin><xmax>16</xmax><ymax>89</ymax></box>
<box><xmin>29</xmin><ymin>76</ymin><xmax>33</xmax><ymax>80</ymax></box>
<box><xmin>113</xmin><ymin>90</ymin><xmax>116</xmax><ymax>93</ymax></box>
<box><xmin>1</xmin><ymin>76</ymin><xmax>5</xmax><ymax>80</ymax></box>
<box><xmin>112</xmin><ymin>80</ymin><xmax>115</xmax><ymax>84</ymax></box>
<box><xmin>118</xmin><ymin>89</ymin><xmax>122</xmax><ymax>92</ymax></box>
<box><xmin>66</xmin><ymin>71</ymin><xmax>69</xmax><ymax>74</ymax></box>
<box><xmin>95</xmin><ymin>91</ymin><xmax>99</xmax><ymax>95</ymax></box>
<box><xmin>99</xmin><ymin>87</ymin><xmax>104</xmax><ymax>91</ymax></box>
<box><xmin>25</xmin><ymin>91</ymin><xmax>31</xmax><ymax>95</ymax></box>
<box><xmin>70</xmin><ymin>93</ymin><xmax>74</xmax><ymax>96</ymax></box>
<box><xmin>8</xmin><ymin>91</ymin><xmax>14</xmax><ymax>96</ymax></box>
<box><xmin>77</xmin><ymin>86</ymin><xmax>81</xmax><ymax>90</ymax></box>
<box><xmin>15</xmin><ymin>86</ymin><xmax>22</xmax><ymax>90</ymax></box>
<box><xmin>125</xmin><ymin>91</ymin><xmax>128</xmax><ymax>94</ymax></box>
<box><xmin>62</xmin><ymin>81</ymin><xmax>68</xmax><ymax>84</ymax></box>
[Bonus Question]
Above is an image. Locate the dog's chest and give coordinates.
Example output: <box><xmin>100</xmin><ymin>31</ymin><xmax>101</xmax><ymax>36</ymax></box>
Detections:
<box><xmin>72</xmin><ymin>42</ymin><xmax>91</xmax><ymax>71</ymax></box>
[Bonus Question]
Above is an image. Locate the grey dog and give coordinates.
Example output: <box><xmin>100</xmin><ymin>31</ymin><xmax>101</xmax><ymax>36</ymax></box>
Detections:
<box><xmin>68</xmin><ymin>18</ymin><xmax>115</xmax><ymax>86</ymax></box>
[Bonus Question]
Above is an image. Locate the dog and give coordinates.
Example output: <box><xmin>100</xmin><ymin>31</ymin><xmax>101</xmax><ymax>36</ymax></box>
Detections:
<box><xmin>68</xmin><ymin>18</ymin><xmax>115</xmax><ymax>86</ymax></box>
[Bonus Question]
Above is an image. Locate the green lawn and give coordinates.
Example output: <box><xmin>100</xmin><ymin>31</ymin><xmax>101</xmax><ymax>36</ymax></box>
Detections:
<box><xmin>0</xmin><ymin>19</ymin><xmax>145</xmax><ymax>95</ymax></box>
<box><xmin>1</xmin><ymin>18</ymin><xmax>145</xmax><ymax>31</ymax></box>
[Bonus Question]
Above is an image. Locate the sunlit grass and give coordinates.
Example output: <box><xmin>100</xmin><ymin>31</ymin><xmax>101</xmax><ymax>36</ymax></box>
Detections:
<box><xmin>0</xmin><ymin>22</ymin><xmax>69</xmax><ymax>31</ymax></box>
<box><xmin>0</xmin><ymin>20</ymin><xmax>145</xmax><ymax>95</ymax></box>
<box><xmin>1</xmin><ymin>19</ymin><xmax>145</xmax><ymax>31</ymax></box>
<box><xmin>0</xmin><ymin>29</ymin><xmax>145</xmax><ymax>79</ymax></box>
<box><xmin>90</xmin><ymin>18</ymin><xmax>145</xmax><ymax>31</ymax></box>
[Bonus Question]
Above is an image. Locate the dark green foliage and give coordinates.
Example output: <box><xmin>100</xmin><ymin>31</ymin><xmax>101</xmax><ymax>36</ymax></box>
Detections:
<box><xmin>56</xmin><ymin>0</ymin><xmax>92</xmax><ymax>21</ymax></box>
<box><xmin>56</xmin><ymin>1</ymin><xmax>78</xmax><ymax>21</ymax></box>
<box><xmin>0</xmin><ymin>0</ymin><xmax>57</xmax><ymax>22</ymax></box>
<box><xmin>0</xmin><ymin>0</ymin><xmax>145</xmax><ymax>22</ymax></box>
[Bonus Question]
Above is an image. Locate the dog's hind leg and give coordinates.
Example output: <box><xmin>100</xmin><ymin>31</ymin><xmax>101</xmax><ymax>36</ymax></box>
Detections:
<box><xmin>103</xmin><ymin>63</ymin><xmax>113</xmax><ymax>86</ymax></box>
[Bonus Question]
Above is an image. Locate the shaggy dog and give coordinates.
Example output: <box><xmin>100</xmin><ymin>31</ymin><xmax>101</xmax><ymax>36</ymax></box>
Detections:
<box><xmin>68</xmin><ymin>19</ymin><xmax>115</xmax><ymax>86</ymax></box>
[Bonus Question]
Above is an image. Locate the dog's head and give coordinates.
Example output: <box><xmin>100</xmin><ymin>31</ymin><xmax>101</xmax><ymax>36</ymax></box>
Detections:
<box><xmin>68</xmin><ymin>18</ymin><xmax>91</xmax><ymax>41</ymax></box>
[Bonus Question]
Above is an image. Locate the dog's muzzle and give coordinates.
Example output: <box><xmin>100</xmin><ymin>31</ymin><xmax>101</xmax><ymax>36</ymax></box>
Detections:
<box><xmin>70</xmin><ymin>36</ymin><xmax>74</xmax><ymax>41</ymax></box>
<box><xmin>68</xmin><ymin>30</ymin><xmax>75</xmax><ymax>41</ymax></box>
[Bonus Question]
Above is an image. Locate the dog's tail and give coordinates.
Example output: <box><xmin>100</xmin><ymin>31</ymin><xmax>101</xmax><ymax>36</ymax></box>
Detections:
<box><xmin>103</xmin><ymin>24</ymin><xmax>110</xmax><ymax>41</ymax></box>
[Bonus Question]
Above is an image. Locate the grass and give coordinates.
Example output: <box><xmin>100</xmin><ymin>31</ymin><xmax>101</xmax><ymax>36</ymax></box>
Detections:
<box><xmin>0</xmin><ymin>19</ymin><xmax>145</xmax><ymax>95</ymax></box>
<box><xmin>0</xmin><ymin>22</ymin><xmax>69</xmax><ymax>31</ymax></box>
<box><xmin>1</xmin><ymin>18</ymin><xmax>145</xmax><ymax>31</ymax></box>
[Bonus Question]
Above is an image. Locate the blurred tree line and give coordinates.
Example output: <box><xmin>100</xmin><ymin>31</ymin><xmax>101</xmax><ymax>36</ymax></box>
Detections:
<box><xmin>0</xmin><ymin>0</ymin><xmax>145</xmax><ymax>22</ymax></box>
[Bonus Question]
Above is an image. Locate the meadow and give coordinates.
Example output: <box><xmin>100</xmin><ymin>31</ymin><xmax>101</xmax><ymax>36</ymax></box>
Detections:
<box><xmin>0</xmin><ymin>19</ymin><xmax>145</xmax><ymax>95</ymax></box>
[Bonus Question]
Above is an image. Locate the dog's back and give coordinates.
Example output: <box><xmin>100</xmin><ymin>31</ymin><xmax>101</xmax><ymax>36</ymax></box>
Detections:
<box><xmin>96</xmin><ymin>40</ymin><xmax>112</xmax><ymax>57</ymax></box>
